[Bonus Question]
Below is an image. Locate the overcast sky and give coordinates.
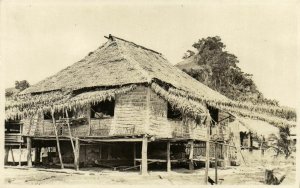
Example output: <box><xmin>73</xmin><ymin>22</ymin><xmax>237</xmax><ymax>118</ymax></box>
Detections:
<box><xmin>0</xmin><ymin>0</ymin><xmax>298</xmax><ymax>108</ymax></box>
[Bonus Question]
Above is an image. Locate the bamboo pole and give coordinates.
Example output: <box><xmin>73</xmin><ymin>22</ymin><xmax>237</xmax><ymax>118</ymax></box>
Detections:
<box><xmin>51</xmin><ymin>109</ymin><xmax>64</xmax><ymax>169</ymax></box>
<box><xmin>167</xmin><ymin>141</ymin><xmax>171</xmax><ymax>172</ymax></box>
<box><xmin>204</xmin><ymin>116</ymin><xmax>211</xmax><ymax>184</ymax></box>
<box><xmin>141</xmin><ymin>135</ymin><xmax>148</xmax><ymax>175</ymax></box>
<box><xmin>26</xmin><ymin>137</ymin><xmax>32</xmax><ymax>167</ymax></box>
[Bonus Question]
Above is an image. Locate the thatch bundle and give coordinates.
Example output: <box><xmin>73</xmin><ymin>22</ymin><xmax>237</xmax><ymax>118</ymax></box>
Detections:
<box><xmin>151</xmin><ymin>82</ymin><xmax>208</xmax><ymax>119</ymax></box>
<box><xmin>167</xmin><ymin>87</ymin><xmax>296</xmax><ymax>128</ymax></box>
<box><xmin>5</xmin><ymin>85</ymin><xmax>137</xmax><ymax>120</ymax></box>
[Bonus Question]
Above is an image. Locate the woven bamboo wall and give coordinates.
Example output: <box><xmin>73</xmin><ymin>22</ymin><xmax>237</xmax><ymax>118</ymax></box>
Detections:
<box><xmin>148</xmin><ymin>88</ymin><xmax>172</xmax><ymax>138</ymax></box>
<box><xmin>111</xmin><ymin>86</ymin><xmax>148</xmax><ymax>136</ymax></box>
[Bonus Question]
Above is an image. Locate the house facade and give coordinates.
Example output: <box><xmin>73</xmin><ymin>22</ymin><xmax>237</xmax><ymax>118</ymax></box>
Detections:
<box><xmin>5</xmin><ymin>35</ymin><xmax>296</xmax><ymax>175</ymax></box>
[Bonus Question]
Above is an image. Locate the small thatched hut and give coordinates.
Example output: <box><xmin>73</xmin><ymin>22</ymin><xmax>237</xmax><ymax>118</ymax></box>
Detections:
<box><xmin>5</xmin><ymin>35</ymin><xmax>296</xmax><ymax>175</ymax></box>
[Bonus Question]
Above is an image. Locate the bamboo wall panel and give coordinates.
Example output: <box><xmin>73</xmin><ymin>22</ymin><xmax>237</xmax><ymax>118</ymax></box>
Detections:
<box><xmin>111</xmin><ymin>86</ymin><xmax>148</xmax><ymax>135</ymax></box>
<box><xmin>90</xmin><ymin>118</ymin><xmax>111</xmax><ymax>136</ymax></box>
<box><xmin>149</xmin><ymin>89</ymin><xmax>172</xmax><ymax>138</ymax></box>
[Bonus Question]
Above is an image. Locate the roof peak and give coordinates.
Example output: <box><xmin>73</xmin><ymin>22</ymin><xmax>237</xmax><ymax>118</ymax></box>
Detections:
<box><xmin>104</xmin><ymin>34</ymin><xmax>162</xmax><ymax>56</ymax></box>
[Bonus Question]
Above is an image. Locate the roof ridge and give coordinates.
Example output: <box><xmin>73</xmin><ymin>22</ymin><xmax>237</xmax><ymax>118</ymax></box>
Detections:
<box><xmin>108</xmin><ymin>35</ymin><xmax>162</xmax><ymax>56</ymax></box>
<box><xmin>113</xmin><ymin>40</ymin><xmax>152</xmax><ymax>83</ymax></box>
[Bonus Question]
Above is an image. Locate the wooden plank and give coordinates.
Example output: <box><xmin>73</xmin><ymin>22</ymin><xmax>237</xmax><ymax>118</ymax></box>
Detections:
<box><xmin>141</xmin><ymin>136</ymin><xmax>148</xmax><ymax>175</ymax></box>
<box><xmin>26</xmin><ymin>137</ymin><xmax>32</xmax><ymax>167</ymax></box>
<box><xmin>83</xmin><ymin>138</ymin><xmax>144</xmax><ymax>142</ymax></box>
<box><xmin>75</xmin><ymin>137</ymin><xmax>80</xmax><ymax>171</ymax></box>
<box><xmin>51</xmin><ymin>109</ymin><xmax>64</xmax><ymax>169</ymax></box>
<box><xmin>204</xmin><ymin>116</ymin><xmax>211</xmax><ymax>184</ymax></box>
<box><xmin>167</xmin><ymin>141</ymin><xmax>171</xmax><ymax>172</ymax></box>
<box><xmin>135</xmin><ymin>158</ymin><xmax>179</xmax><ymax>162</ymax></box>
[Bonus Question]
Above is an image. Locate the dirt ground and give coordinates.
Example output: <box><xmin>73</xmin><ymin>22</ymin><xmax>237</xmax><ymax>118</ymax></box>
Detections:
<box><xmin>2</xmin><ymin>163</ymin><xmax>296</xmax><ymax>185</ymax></box>
<box><xmin>3</xmin><ymin>150</ymin><xmax>296</xmax><ymax>185</ymax></box>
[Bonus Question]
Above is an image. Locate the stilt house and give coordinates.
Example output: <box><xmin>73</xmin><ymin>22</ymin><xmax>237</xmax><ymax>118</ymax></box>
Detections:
<box><xmin>5</xmin><ymin>35</ymin><xmax>296</xmax><ymax>174</ymax></box>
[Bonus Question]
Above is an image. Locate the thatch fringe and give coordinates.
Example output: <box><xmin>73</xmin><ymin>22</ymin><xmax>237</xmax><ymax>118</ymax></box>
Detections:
<box><xmin>5</xmin><ymin>85</ymin><xmax>137</xmax><ymax>120</ymax></box>
<box><xmin>215</xmin><ymin>104</ymin><xmax>296</xmax><ymax>128</ymax></box>
<box><xmin>150</xmin><ymin>82</ymin><xmax>208</xmax><ymax>119</ymax></box>
<box><xmin>5</xmin><ymin>91</ymin><xmax>67</xmax><ymax>110</ymax></box>
<box><xmin>168</xmin><ymin>87</ymin><xmax>296</xmax><ymax>122</ymax></box>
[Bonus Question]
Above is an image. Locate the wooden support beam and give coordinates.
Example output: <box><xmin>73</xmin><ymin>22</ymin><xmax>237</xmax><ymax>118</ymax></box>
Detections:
<box><xmin>215</xmin><ymin>143</ymin><xmax>218</xmax><ymax>184</ymax></box>
<box><xmin>65</xmin><ymin>110</ymin><xmax>76</xmax><ymax>168</ymax></box>
<box><xmin>188</xmin><ymin>140</ymin><xmax>194</xmax><ymax>170</ymax></box>
<box><xmin>27</xmin><ymin>137</ymin><xmax>32</xmax><ymax>167</ymax></box>
<box><xmin>4</xmin><ymin>147</ymin><xmax>9</xmax><ymax>165</ymax></box>
<box><xmin>51</xmin><ymin>109</ymin><xmax>64</xmax><ymax>169</ymax></box>
<box><xmin>74</xmin><ymin>137</ymin><xmax>80</xmax><ymax>171</ymax></box>
<box><xmin>133</xmin><ymin>143</ymin><xmax>136</xmax><ymax>166</ymax></box>
<box><xmin>10</xmin><ymin>146</ymin><xmax>15</xmax><ymax>165</ymax></box>
<box><xmin>141</xmin><ymin>135</ymin><xmax>148</xmax><ymax>175</ymax></box>
<box><xmin>248</xmin><ymin>132</ymin><xmax>252</xmax><ymax>152</ymax></box>
<box><xmin>35</xmin><ymin>147</ymin><xmax>41</xmax><ymax>165</ymax></box>
<box><xmin>204</xmin><ymin>115</ymin><xmax>211</xmax><ymax>185</ymax></box>
<box><xmin>167</xmin><ymin>141</ymin><xmax>171</xmax><ymax>172</ymax></box>
<box><xmin>107</xmin><ymin>146</ymin><xmax>112</xmax><ymax>160</ymax></box>
<box><xmin>18</xmin><ymin>144</ymin><xmax>22</xmax><ymax>166</ymax></box>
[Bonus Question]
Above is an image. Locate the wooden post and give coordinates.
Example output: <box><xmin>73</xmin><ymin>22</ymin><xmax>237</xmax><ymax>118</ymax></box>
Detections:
<box><xmin>107</xmin><ymin>145</ymin><xmax>112</xmax><ymax>160</ymax></box>
<box><xmin>141</xmin><ymin>135</ymin><xmax>148</xmax><ymax>175</ymax></box>
<box><xmin>19</xmin><ymin>144</ymin><xmax>22</xmax><ymax>166</ymax></box>
<box><xmin>51</xmin><ymin>109</ymin><xmax>64</xmax><ymax>169</ymax></box>
<box><xmin>27</xmin><ymin>137</ymin><xmax>32</xmax><ymax>167</ymax></box>
<box><xmin>99</xmin><ymin>145</ymin><xmax>102</xmax><ymax>159</ymax></box>
<box><xmin>65</xmin><ymin>110</ymin><xmax>76</xmax><ymax>167</ymax></box>
<box><xmin>188</xmin><ymin>140</ymin><xmax>194</xmax><ymax>170</ymax></box>
<box><xmin>133</xmin><ymin>143</ymin><xmax>136</xmax><ymax>166</ymax></box>
<box><xmin>248</xmin><ymin>132</ymin><xmax>252</xmax><ymax>152</ymax></box>
<box><xmin>4</xmin><ymin>147</ymin><xmax>9</xmax><ymax>165</ymax></box>
<box><xmin>10</xmin><ymin>147</ymin><xmax>15</xmax><ymax>165</ymax></box>
<box><xmin>215</xmin><ymin>143</ymin><xmax>218</xmax><ymax>184</ymax></box>
<box><xmin>204</xmin><ymin>115</ymin><xmax>211</xmax><ymax>184</ymax></box>
<box><xmin>74</xmin><ymin>137</ymin><xmax>80</xmax><ymax>171</ymax></box>
<box><xmin>35</xmin><ymin>147</ymin><xmax>41</xmax><ymax>165</ymax></box>
<box><xmin>167</xmin><ymin>141</ymin><xmax>171</xmax><ymax>172</ymax></box>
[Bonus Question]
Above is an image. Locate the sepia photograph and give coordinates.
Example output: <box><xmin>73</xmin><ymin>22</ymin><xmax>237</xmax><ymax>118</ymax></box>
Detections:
<box><xmin>0</xmin><ymin>0</ymin><xmax>298</xmax><ymax>186</ymax></box>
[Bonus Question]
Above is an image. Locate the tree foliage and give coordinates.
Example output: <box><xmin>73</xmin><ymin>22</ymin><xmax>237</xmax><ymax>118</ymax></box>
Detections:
<box><xmin>181</xmin><ymin>36</ymin><xmax>278</xmax><ymax>105</ymax></box>
<box><xmin>15</xmin><ymin>80</ymin><xmax>30</xmax><ymax>91</ymax></box>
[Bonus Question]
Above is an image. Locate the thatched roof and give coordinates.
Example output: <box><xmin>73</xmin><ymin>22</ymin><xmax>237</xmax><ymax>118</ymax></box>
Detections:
<box><xmin>21</xmin><ymin>36</ymin><xmax>228</xmax><ymax>103</ymax></box>
<box><xmin>237</xmin><ymin>117</ymin><xmax>280</xmax><ymax>138</ymax></box>
<box><xmin>6</xmin><ymin>35</ymin><xmax>296</xmax><ymax>128</ymax></box>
